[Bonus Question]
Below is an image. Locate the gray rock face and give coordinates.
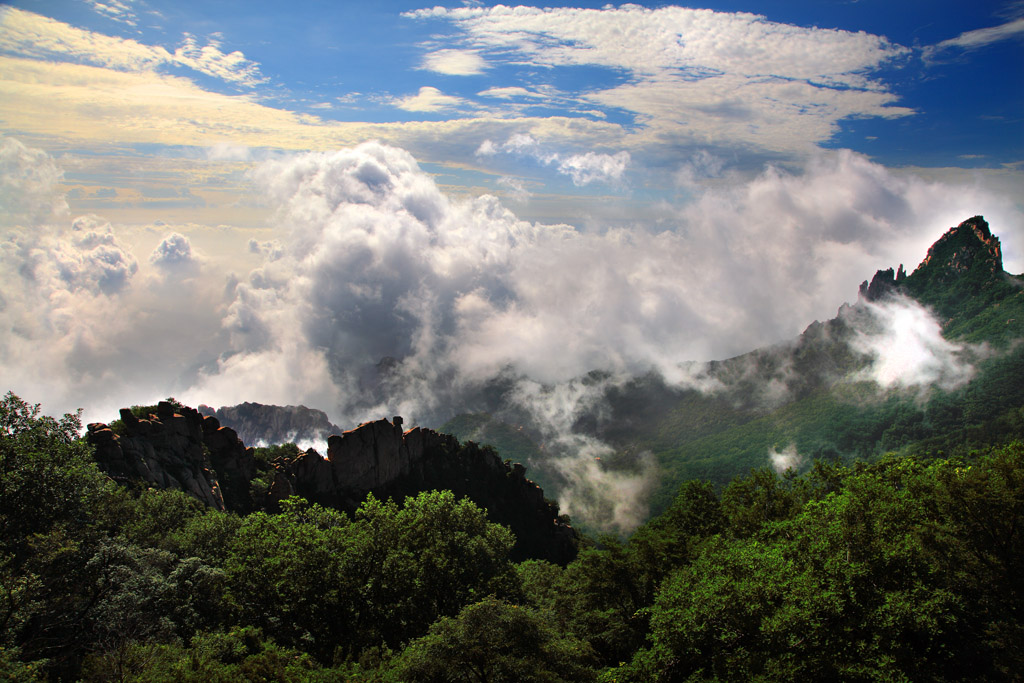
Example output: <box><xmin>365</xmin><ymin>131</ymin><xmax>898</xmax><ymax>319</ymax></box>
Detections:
<box><xmin>88</xmin><ymin>402</ymin><xmax>225</xmax><ymax>509</ymax></box>
<box><xmin>198</xmin><ymin>402</ymin><xmax>342</xmax><ymax>447</ymax></box>
<box><xmin>87</xmin><ymin>400</ymin><xmax>263</xmax><ymax>512</ymax></box>
<box><xmin>283</xmin><ymin>418</ymin><xmax>575</xmax><ymax>564</ymax></box>
<box><xmin>89</xmin><ymin>403</ymin><xmax>578</xmax><ymax>564</ymax></box>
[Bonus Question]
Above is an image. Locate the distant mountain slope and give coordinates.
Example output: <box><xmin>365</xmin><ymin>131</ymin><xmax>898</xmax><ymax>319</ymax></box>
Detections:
<box><xmin>198</xmin><ymin>402</ymin><xmax>344</xmax><ymax>447</ymax></box>
<box><xmin>447</xmin><ymin>216</ymin><xmax>1024</xmax><ymax>516</ymax></box>
<box><xmin>628</xmin><ymin>215</ymin><xmax>1024</xmax><ymax>509</ymax></box>
<box><xmin>190</xmin><ymin>216</ymin><xmax>1023</xmax><ymax>529</ymax></box>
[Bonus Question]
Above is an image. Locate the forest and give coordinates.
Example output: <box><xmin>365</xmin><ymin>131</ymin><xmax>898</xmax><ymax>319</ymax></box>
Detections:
<box><xmin>2</xmin><ymin>389</ymin><xmax>1021</xmax><ymax>682</ymax></box>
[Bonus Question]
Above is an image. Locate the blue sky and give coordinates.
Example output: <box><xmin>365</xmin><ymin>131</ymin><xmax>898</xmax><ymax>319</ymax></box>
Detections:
<box><xmin>1</xmin><ymin>0</ymin><xmax>1022</xmax><ymax>430</ymax></box>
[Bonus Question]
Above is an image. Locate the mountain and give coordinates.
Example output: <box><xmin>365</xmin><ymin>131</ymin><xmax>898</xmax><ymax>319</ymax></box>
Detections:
<box><xmin>105</xmin><ymin>216</ymin><xmax>1023</xmax><ymax>530</ymax></box>
<box><xmin>445</xmin><ymin>216</ymin><xmax>1024</xmax><ymax>515</ymax></box>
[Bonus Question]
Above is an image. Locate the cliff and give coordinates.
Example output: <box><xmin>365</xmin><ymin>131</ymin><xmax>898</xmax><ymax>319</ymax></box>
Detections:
<box><xmin>86</xmin><ymin>401</ymin><xmax>256</xmax><ymax>511</ymax></box>
<box><xmin>88</xmin><ymin>405</ymin><xmax>577</xmax><ymax>564</ymax></box>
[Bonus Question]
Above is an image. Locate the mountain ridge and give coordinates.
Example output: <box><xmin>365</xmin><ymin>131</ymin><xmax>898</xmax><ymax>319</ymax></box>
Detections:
<box><xmin>87</xmin><ymin>404</ymin><xmax>577</xmax><ymax>563</ymax></box>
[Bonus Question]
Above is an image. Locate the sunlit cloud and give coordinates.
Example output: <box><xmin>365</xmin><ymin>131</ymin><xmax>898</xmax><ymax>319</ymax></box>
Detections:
<box><xmin>406</xmin><ymin>4</ymin><xmax>914</xmax><ymax>154</ymax></box>
<box><xmin>477</xmin><ymin>134</ymin><xmax>629</xmax><ymax>186</ymax></box>
<box><xmin>0</xmin><ymin>7</ymin><xmax>266</xmax><ymax>87</ymax></box>
<box><xmin>421</xmin><ymin>49</ymin><xmax>488</xmax><ymax>75</ymax></box>
<box><xmin>851</xmin><ymin>295</ymin><xmax>978</xmax><ymax>394</ymax></box>
<box><xmin>393</xmin><ymin>86</ymin><xmax>470</xmax><ymax>113</ymax></box>
<box><xmin>84</xmin><ymin>0</ymin><xmax>138</xmax><ymax>27</ymax></box>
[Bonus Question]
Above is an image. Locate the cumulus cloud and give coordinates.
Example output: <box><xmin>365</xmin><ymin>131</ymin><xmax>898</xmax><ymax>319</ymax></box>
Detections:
<box><xmin>558</xmin><ymin>151</ymin><xmax>630</xmax><ymax>186</ymax></box>
<box><xmin>150</xmin><ymin>232</ymin><xmax>201</xmax><ymax>270</ymax></box>
<box><xmin>4</xmin><ymin>137</ymin><xmax>1022</xmax><ymax>530</ymax></box>
<box><xmin>421</xmin><ymin>49</ymin><xmax>488</xmax><ymax>75</ymax></box>
<box><xmin>0</xmin><ymin>136</ymin><xmax>68</xmax><ymax>226</ymax></box>
<box><xmin>496</xmin><ymin>175</ymin><xmax>529</xmax><ymax>202</ymax></box>
<box><xmin>248</xmin><ymin>238</ymin><xmax>284</xmax><ymax>260</ymax></box>
<box><xmin>174</xmin><ymin>143</ymin><xmax>1021</xmax><ymax>412</ymax></box>
<box><xmin>55</xmin><ymin>215</ymin><xmax>139</xmax><ymax>294</ymax></box>
<box><xmin>393</xmin><ymin>86</ymin><xmax>469</xmax><ymax>112</ymax></box>
<box><xmin>0</xmin><ymin>139</ymin><xmax>232</xmax><ymax>426</ymax></box>
<box><xmin>477</xmin><ymin>134</ymin><xmax>629</xmax><ymax>186</ymax></box>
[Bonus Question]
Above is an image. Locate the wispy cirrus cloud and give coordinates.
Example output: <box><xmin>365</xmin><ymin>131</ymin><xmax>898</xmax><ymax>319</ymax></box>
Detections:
<box><xmin>406</xmin><ymin>5</ymin><xmax>914</xmax><ymax>155</ymax></box>
<box><xmin>84</xmin><ymin>0</ymin><xmax>139</xmax><ymax>27</ymax></box>
<box><xmin>477</xmin><ymin>133</ymin><xmax>629</xmax><ymax>186</ymax></box>
<box><xmin>0</xmin><ymin>6</ymin><xmax>266</xmax><ymax>87</ymax></box>
<box><xmin>929</xmin><ymin>16</ymin><xmax>1024</xmax><ymax>53</ymax></box>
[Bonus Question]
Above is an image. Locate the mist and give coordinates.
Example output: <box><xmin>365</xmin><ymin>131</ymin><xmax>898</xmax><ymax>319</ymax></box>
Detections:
<box><xmin>2</xmin><ymin>136</ymin><xmax>1021</xmax><ymax>531</ymax></box>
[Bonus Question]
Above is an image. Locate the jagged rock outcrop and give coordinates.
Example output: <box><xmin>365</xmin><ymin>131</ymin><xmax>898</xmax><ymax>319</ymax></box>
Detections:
<box><xmin>275</xmin><ymin>416</ymin><xmax>576</xmax><ymax>564</ymax></box>
<box><xmin>917</xmin><ymin>215</ymin><xmax>1002</xmax><ymax>276</ymax></box>
<box><xmin>858</xmin><ymin>264</ymin><xmax>906</xmax><ymax>302</ymax></box>
<box><xmin>87</xmin><ymin>402</ymin><xmax>225</xmax><ymax>509</ymax></box>
<box><xmin>89</xmin><ymin>404</ymin><xmax>577</xmax><ymax>564</ymax></box>
<box><xmin>201</xmin><ymin>414</ymin><xmax>258</xmax><ymax>511</ymax></box>
<box><xmin>858</xmin><ymin>216</ymin><xmax>1003</xmax><ymax>306</ymax></box>
<box><xmin>198</xmin><ymin>402</ymin><xmax>343</xmax><ymax>448</ymax></box>
<box><xmin>87</xmin><ymin>401</ymin><xmax>258</xmax><ymax>511</ymax></box>
<box><xmin>854</xmin><ymin>215</ymin><xmax>1017</xmax><ymax>338</ymax></box>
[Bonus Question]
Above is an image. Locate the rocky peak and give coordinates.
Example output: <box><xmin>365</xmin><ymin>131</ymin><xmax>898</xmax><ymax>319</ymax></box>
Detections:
<box><xmin>915</xmin><ymin>215</ymin><xmax>1002</xmax><ymax>279</ymax></box>
<box><xmin>858</xmin><ymin>264</ymin><xmax>906</xmax><ymax>302</ymax></box>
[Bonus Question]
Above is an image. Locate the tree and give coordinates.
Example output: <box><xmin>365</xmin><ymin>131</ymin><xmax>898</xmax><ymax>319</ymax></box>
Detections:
<box><xmin>0</xmin><ymin>392</ymin><xmax>111</xmax><ymax>556</ymax></box>
<box><xmin>390</xmin><ymin>596</ymin><xmax>597</xmax><ymax>683</ymax></box>
<box><xmin>348</xmin><ymin>490</ymin><xmax>517</xmax><ymax>652</ymax></box>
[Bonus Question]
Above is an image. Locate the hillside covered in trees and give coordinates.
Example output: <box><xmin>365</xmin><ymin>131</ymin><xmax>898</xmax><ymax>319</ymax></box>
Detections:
<box><xmin>1</xmin><ymin>391</ymin><xmax>1021</xmax><ymax>680</ymax></box>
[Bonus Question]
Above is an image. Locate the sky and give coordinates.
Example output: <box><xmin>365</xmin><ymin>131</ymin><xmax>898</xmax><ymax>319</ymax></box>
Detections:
<box><xmin>1</xmin><ymin>1</ymin><xmax>1023</xmax><ymax>526</ymax></box>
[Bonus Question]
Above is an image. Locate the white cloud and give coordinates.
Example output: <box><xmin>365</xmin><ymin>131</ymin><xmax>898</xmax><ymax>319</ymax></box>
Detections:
<box><xmin>55</xmin><ymin>214</ymin><xmax>139</xmax><ymax>294</ymax></box>
<box><xmin>511</xmin><ymin>377</ymin><xmax>658</xmax><ymax>533</ymax></box>
<box><xmin>406</xmin><ymin>5</ymin><xmax>914</xmax><ymax>154</ymax></box>
<box><xmin>393</xmin><ymin>86</ymin><xmax>468</xmax><ymax>112</ymax></box>
<box><xmin>206</xmin><ymin>142</ymin><xmax>251</xmax><ymax>162</ymax></box>
<box><xmin>478</xmin><ymin>86</ymin><xmax>545</xmax><ymax>99</ymax></box>
<box><xmin>769</xmin><ymin>443</ymin><xmax>803</xmax><ymax>474</ymax></box>
<box><xmin>850</xmin><ymin>295</ymin><xmax>978</xmax><ymax>393</ymax></box>
<box><xmin>475</xmin><ymin>139</ymin><xmax>498</xmax><ymax>156</ymax></box>
<box><xmin>85</xmin><ymin>0</ymin><xmax>138</xmax><ymax>27</ymax></box>
<box><xmin>496</xmin><ymin>175</ymin><xmax>529</xmax><ymax>202</ymax></box>
<box><xmin>150</xmin><ymin>232</ymin><xmax>201</xmax><ymax>270</ymax></box>
<box><xmin>3</xmin><ymin>137</ymin><xmax>1022</xmax><ymax>528</ymax></box>
<box><xmin>174</xmin><ymin>32</ymin><xmax>267</xmax><ymax>87</ymax></box>
<box><xmin>931</xmin><ymin>17</ymin><xmax>1024</xmax><ymax>52</ymax></box>
<box><xmin>421</xmin><ymin>49</ymin><xmax>488</xmax><ymax>75</ymax></box>
<box><xmin>0</xmin><ymin>6</ymin><xmax>266</xmax><ymax>87</ymax></box>
<box><xmin>0</xmin><ymin>136</ymin><xmax>67</xmax><ymax>226</ymax></box>
<box><xmin>558</xmin><ymin>151</ymin><xmax>630</xmax><ymax>186</ymax></box>
<box><xmin>477</xmin><ymin>133</ymin><xmax>628</xmax><ymax>185</ymax></box>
